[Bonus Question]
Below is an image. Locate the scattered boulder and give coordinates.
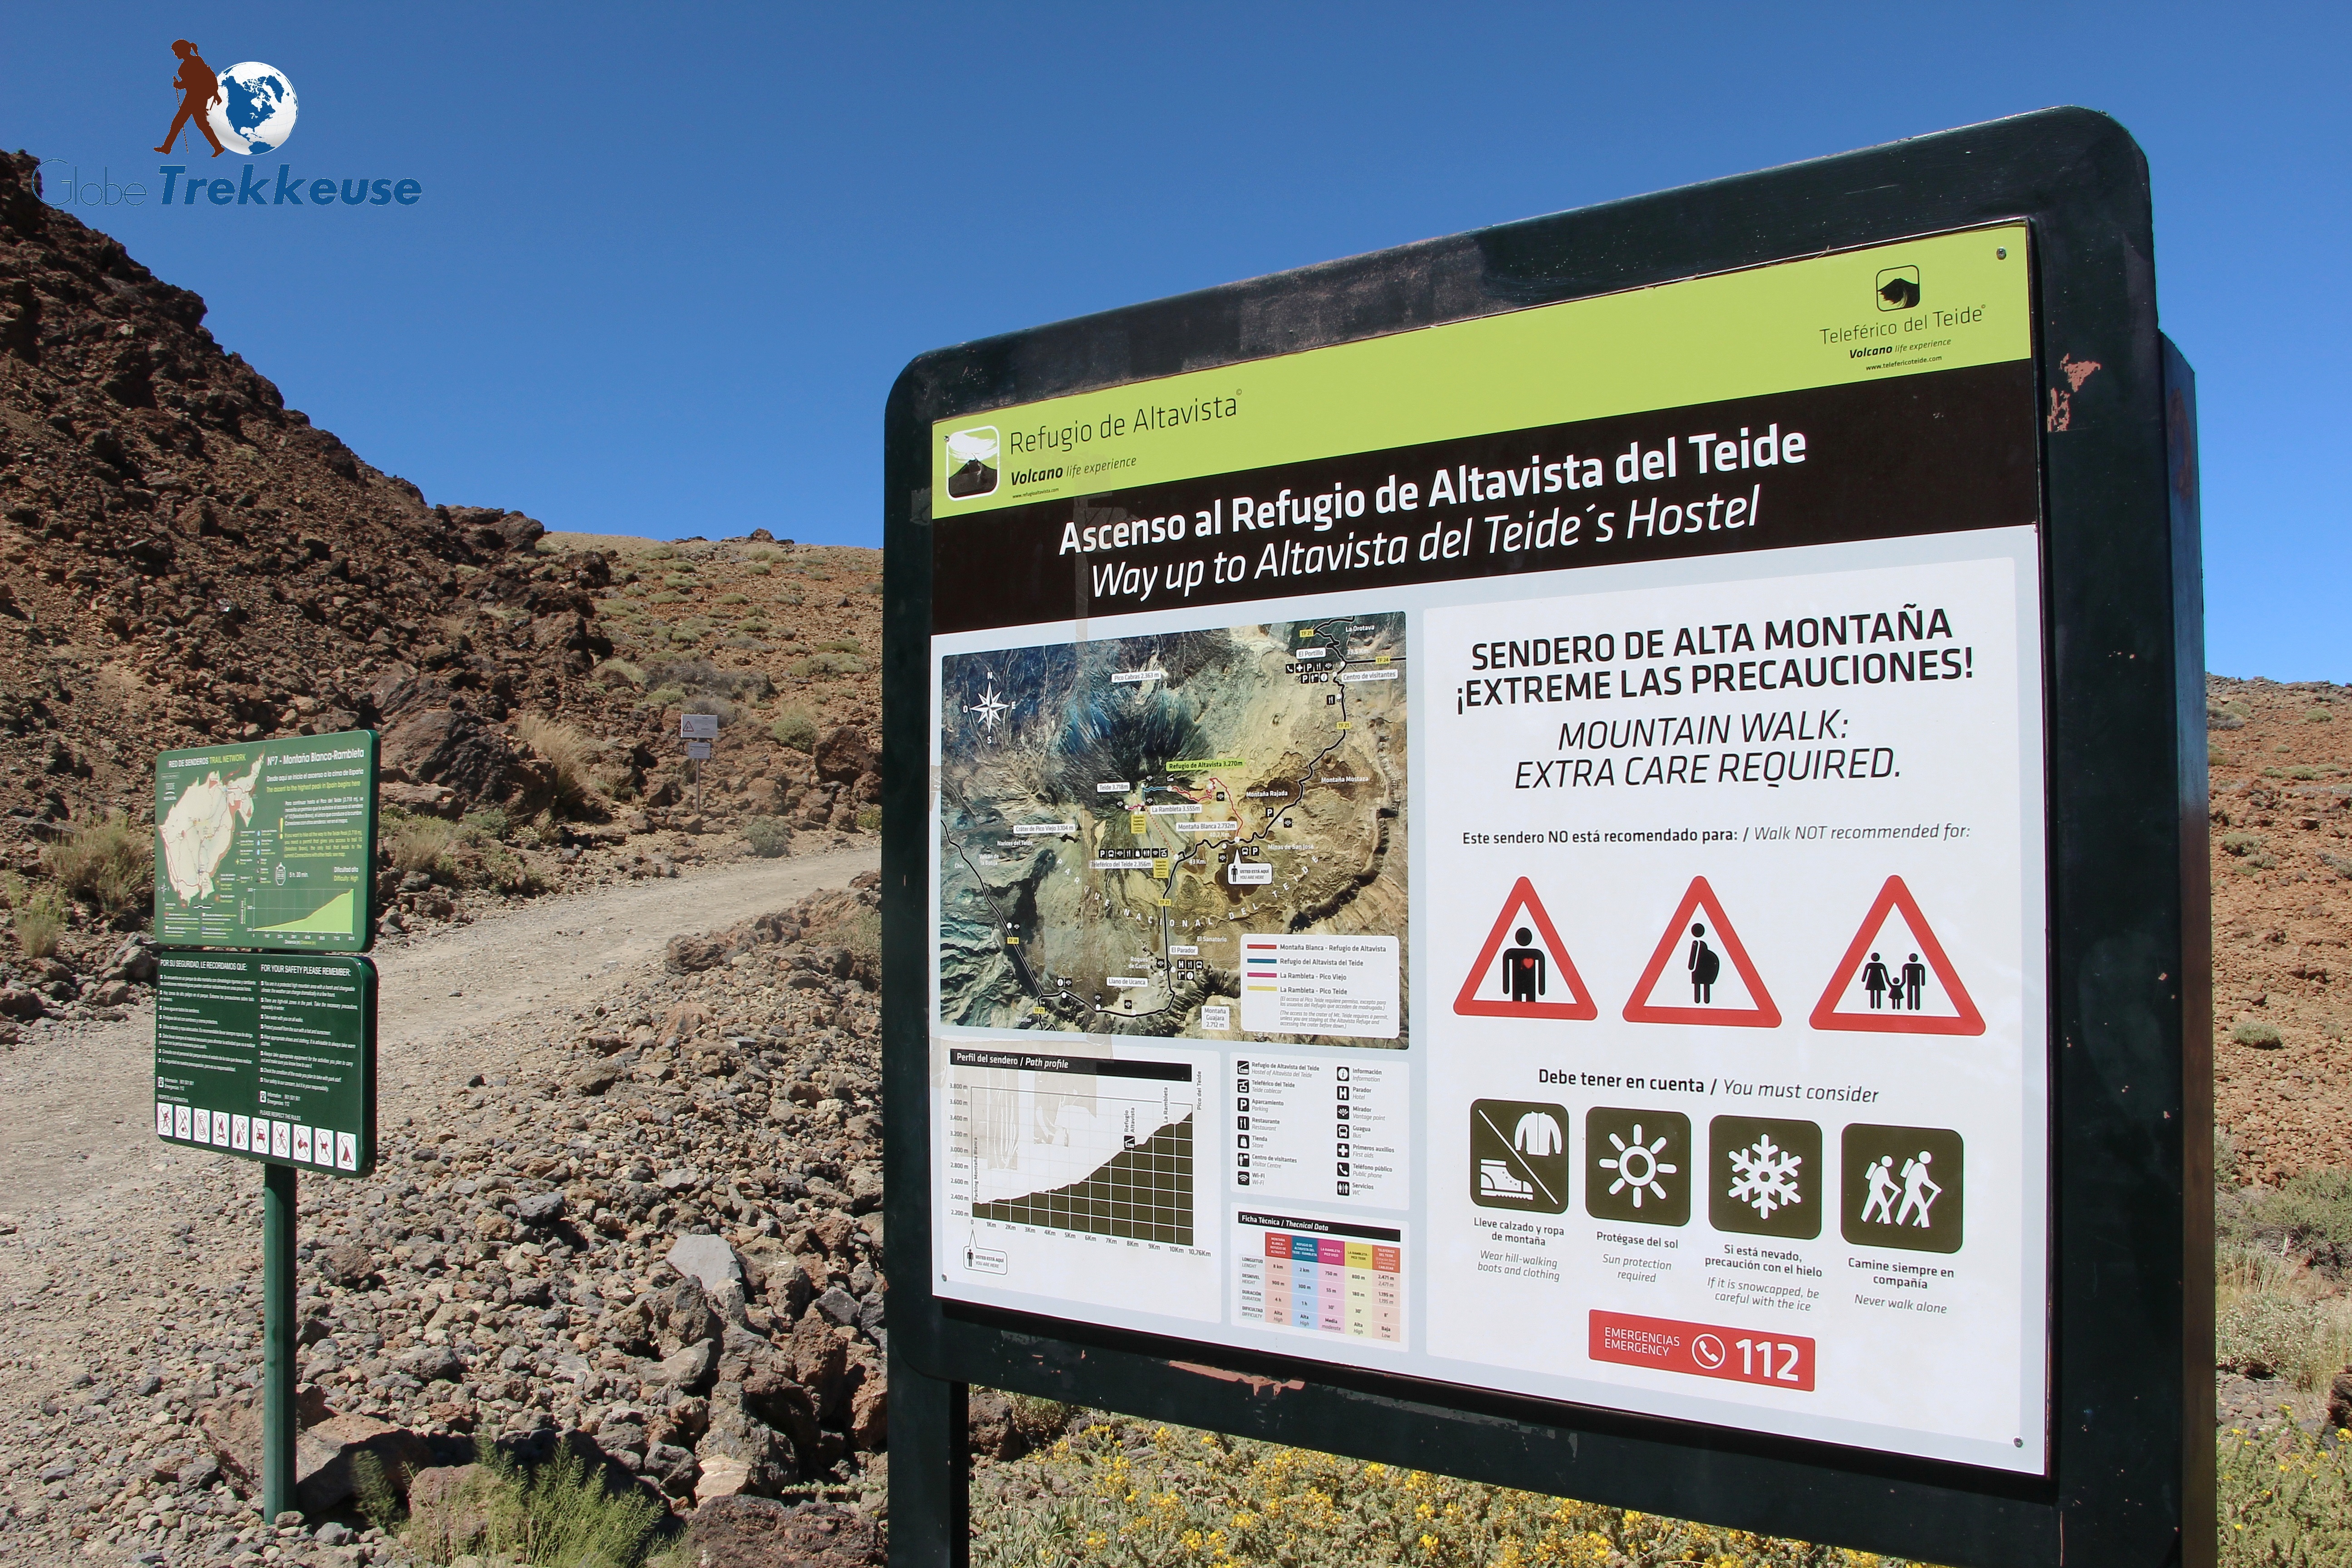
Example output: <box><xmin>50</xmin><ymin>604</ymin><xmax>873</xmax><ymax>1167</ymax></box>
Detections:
<box><xmin>659</xmin><ymin>1339</ymin><xmax>720</xmax><ymax>1395</ymax></box>
<box><xmin>811</xmin><ymin>726</ymin><xmax>870</xmax><ymax>784</ymax></box>
<box><xmin>686</xmin><ymin>1497</ymin><xmax>884</xmax><ymax>1568</ymax></box>
<box><xmin>318</xmin><ymin>1242</ymin><xmax>376</xmax><ymax>1288</ymax></box>
<box><xmin>666</xmin><ymin>934</ymin><xmax>732</xmax><ymax>974</ymax></box>
<box><xmin>202</xmin><ymin>1400</ymin><xmax>430</xmax><ymax>1514</ymax></box>
<box><xmin>405</xmin><ymin>1462</ymin><xmax>495</xmax><ymax>1559</ymax></box>
<box><xmin>515</xmin><ymin>1190</ymin><xmax>566</xmax><ymax>1226</ymax></box>
<box><xmin>669</xmin><ymin>1233</ymin><xmax>745</xmax><ymax>1294</ymax></box>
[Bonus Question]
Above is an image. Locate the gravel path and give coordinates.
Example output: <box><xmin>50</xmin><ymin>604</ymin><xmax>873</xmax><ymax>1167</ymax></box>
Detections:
<box><xmin>0</xmin><ymin>842</ymin><xmax>876</xmax><ymax>1563</ymax></box>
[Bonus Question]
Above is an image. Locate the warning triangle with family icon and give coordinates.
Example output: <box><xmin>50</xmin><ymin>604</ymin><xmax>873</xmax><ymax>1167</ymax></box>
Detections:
<box><xmin>1622</xmin><ymin>877</ymin><xmax>1780</xmax><ymax>1027</ymax></box>
<box><xmin>1809</xmin><ymin>875</ymin><xmax>1984</xmax><ymax>1035</ymax></box>
<box><xmin>1453</xmin><ymin>877</ymin><xmax>1597</xmax><ymax>1019</ymax></box>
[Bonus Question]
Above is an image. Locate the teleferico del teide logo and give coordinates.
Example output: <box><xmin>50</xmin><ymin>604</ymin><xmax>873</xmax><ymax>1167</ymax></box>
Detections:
<box><xmin>155</xmin><ymin>39</ymin><xmax>297</xmax><ymax>157</ymax></box>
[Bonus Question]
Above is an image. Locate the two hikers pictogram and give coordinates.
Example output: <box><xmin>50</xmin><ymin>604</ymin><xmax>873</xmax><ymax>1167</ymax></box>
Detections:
<box><xmin>1452</xmin><ymin>873</ymin><xmax>1980</xmax><ymax>1033</ymax></box>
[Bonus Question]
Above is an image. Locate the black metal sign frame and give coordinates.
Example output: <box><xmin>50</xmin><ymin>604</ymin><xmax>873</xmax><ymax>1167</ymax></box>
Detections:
<box><xmin>882</xmin><ymin>108</ymin><xmax>2209</xmax><ymax>1568</ymax></box>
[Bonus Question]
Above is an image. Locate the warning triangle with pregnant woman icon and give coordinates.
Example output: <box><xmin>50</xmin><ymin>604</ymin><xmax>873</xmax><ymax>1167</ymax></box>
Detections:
<box><xmin>1622</xmin><ymin>877</ymin><xmax>1781</xmax><ymax>1027</ymax></box>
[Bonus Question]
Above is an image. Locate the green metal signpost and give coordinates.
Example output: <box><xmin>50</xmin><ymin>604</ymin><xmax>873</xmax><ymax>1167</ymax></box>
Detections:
<box><xmin>151</xmin><ymin>728</ymin><xmax>381</xmax><ymax>1520</ymax></box>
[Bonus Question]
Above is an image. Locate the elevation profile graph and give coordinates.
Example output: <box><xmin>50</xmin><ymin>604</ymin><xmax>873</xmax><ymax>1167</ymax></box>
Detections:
<box><xmin>948</xmin><ymin>1047</ymin><xmax>1203</xmax><ymax>1246</ymax></box>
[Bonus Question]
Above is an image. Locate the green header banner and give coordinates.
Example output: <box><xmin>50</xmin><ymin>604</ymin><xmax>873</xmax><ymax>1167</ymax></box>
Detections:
<box><xmin>153</xmin><ymin>727</ymin><xmax>379</xmax><ymax>952</ymax></box>
<box><xmin>935</xmin><ymin>225</ymin><xmax>2030</xmax><ymax>519</ymax></box>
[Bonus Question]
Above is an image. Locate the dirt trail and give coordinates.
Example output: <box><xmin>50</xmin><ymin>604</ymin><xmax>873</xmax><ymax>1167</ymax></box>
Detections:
<box><xmin>0</xmin><ymin>843</ymin><xmax>877</xmax><ymax>1247</ymax></box>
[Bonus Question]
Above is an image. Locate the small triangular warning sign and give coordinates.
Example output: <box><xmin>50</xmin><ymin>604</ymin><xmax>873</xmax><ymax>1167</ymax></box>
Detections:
<box><xmin>1809</xmin><ymin>876</ymin><xmax>1984</xmax><ymax>1035</ymax></box>
<box><xmin>1622</xmin><ymin>876</ymin><xmax>1780</xmax><ymax>1027</ymax></box>
<box><xmin>1453</xmin><ymin>877</ymin><xmax>1597</xmax><ymax>1020</ymax></box>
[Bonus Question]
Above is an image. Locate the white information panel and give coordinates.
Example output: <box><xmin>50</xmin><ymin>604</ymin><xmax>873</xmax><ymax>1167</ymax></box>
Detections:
<box><xmin>925</xmin><ymin>225</ymin><xmax>2050</xmax><ymax>1472</ymax></box>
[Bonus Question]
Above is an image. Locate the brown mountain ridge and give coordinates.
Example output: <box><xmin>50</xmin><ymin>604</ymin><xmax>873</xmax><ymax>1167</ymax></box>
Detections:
<box><xmin>0</xmin><ymin>149</ymin><xmax>880</xmax><ymax>995</ymax></box>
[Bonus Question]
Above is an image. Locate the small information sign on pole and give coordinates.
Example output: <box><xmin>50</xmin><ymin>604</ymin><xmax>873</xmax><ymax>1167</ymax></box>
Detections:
<box><xmin>154</xmin><ymin>952</ymin><xmax>377</xmax><ymax>1173</ymax></box>
<box><xmin>681</xmin><ymin>711</ymin><xmax>718</xmax><ymax>812</ymax></box>
<box><xmin>150</xmin><ymin>727</ymin><xmax>381</xmax><ymax>1525</ymax></box>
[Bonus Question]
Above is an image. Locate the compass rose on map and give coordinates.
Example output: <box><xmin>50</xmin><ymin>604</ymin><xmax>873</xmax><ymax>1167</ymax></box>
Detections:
<box><xmin>965</xmin><ymin>681</ymin><xmax>1011</xmax><ymax>736</ymax></box>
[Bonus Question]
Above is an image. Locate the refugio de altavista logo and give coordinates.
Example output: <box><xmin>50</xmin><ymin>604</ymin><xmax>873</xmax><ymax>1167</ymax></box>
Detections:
<box><xmin>42</xmin><ymin>38</ymin><xmax>422</xmax><ymax>211</ymax></box>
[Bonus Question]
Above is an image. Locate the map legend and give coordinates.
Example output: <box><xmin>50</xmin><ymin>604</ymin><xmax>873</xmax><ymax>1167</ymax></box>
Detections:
<box><xmin>1229</xmin><ymin>1055</ymin><xmax>1404</xmax><ymax>1205</ymax></box>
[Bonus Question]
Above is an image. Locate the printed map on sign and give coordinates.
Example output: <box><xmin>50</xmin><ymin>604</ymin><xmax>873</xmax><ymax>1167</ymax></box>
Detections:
<box><xmin>152</xmin><ymin>731</ymin><xmax>378</xmax><ymax>952</ymax></box>
<box><xmin>158</xmin><ymin>756</ymin><xmax>264</xmax><ymax>903</ymax></box>
<box><xmin>939</xmin><ymin>614</ymin><xmax>1408</xmax><ymax>1043</ymax></box>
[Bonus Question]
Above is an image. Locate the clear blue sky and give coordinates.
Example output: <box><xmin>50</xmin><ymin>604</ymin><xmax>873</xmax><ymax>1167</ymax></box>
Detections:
<box><xmin>7</xmin><ymin>3</ymin><xmax>2345</xmax><ymax>679</ymax></box>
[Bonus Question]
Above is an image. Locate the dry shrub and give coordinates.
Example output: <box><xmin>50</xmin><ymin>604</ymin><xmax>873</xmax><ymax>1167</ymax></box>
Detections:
<box><xmin>971</xmin><ymin>1419</ymin><xmax>1939</xmax><ymax>1568</ymax></box>
<box><xmin>515</xmin><ymin>713</ymin><xmax>604</xmax><ymax>818</ymax></box>
<box><xmin>2220</xmin><ymin>1421</ymin><xmax>2352</xmax><ymax>1563</ymax></box>
<box><xmin>387</xmin><ymin>818</ymin><xmax>457</xmax><ymax>878</ymax></box>
<box><xmin>7</xmin><ymin>878</ymin><xmax>66</xmax><ymax>960</ymax></box>
<box><xmin>402</xmin><ymin>1439</ymin><xmax>671</xmax><ymax>1567</ymax></box>
<box><xmin>44</xmin><ymin>812</ymin><xmax>152</xmax><ymax>912</ymax></box>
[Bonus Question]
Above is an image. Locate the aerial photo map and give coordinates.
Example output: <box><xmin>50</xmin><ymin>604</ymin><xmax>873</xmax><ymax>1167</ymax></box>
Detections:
<box><xmin>152</xmin><ymin>731</ymin><xmax>377</xmax><ymax>951</ymax></box>
<box><xmin>938</xmin><ymin>612</ymin><xmax>1408</xmax><ymax>1044</ymax></box>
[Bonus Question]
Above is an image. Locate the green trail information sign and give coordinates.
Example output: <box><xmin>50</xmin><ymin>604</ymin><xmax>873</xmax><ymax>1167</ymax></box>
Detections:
<box><xmin>153</xmin><ymin>951</ymin><xmax>377</xmax><ymax>1176</ymax></box>
<box><xmin>153</xmin><ymin>729</ymin><xmax>379</xmax><ymax>952</ymax></box>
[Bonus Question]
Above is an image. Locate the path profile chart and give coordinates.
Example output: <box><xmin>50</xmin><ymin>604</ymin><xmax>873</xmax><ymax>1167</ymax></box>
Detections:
<box><xmin>940</xmin><ymin>1044</ymin><xmax>1220</xmax><ymax>1322</ymax></box>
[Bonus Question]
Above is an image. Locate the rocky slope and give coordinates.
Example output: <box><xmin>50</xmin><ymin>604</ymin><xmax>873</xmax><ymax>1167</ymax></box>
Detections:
<box><xmin>0</xmin><ymin>147</ymin><xmax>882</xmax><ymax>1010</ymax></box>
<box><xmin>0</xmin><ymin>875</ymin><xmax>889</xmax><ymax>1566</ymax></box>
<box><xmin>2207</xmin><ymin>675</ymin><xmax>2352</xmax><ymax>1184</ymax></box>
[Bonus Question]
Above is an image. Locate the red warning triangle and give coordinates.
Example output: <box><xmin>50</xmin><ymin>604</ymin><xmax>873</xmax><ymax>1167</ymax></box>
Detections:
<box><xmin>1622</xmin><ymin>876</ymin><xmax>1780</xmax><ymax>1027</ymax></box>
<box><xmin>1809</xmin><ymin>876</ymin><xmax>1984</xmax><ymax>1035</ymax></box>
<box><xmin>1453</xmin><ymin>877</ymin><xmax>1597</xmax><ymax>1019</ymax></box>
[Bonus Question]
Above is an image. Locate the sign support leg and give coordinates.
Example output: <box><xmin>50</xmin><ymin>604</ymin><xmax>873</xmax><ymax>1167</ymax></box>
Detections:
<box><xmin>262</xmin><ymin>1160</ymin><xmax>297</xmax><ymax>1521</ymax></box>
<box><xmin>885</xmin><ymin>1343</ymin><xmax>968</xmax><ymax>1568</ymax></box>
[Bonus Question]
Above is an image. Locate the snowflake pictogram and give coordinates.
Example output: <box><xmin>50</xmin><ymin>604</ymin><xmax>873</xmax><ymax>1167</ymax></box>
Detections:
<box><xmin>1725</xmin><ymin>1133</ymin><xmax>1804</xmax><ymax>1218</ymax></box>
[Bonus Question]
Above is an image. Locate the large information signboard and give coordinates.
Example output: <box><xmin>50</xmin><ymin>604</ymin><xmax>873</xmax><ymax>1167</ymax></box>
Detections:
<box><xmin>886</xmin><ymin>111</ymin><xmax>2210</xmax><ymax>1568</ymax></box>
<box><xmin>927</xmin><ymin>224</ymin><xmax>2045</xmax><ymax>1469</ymax></box>
<box><xmin>153</xmin><ymin>951</ymin><xmax>377</xmax><ymax>1176</ymax></box>
<box><xmin>153</xmin><ymin>729</ymin><xmax>379</xmax><ymax>952</ymax></box>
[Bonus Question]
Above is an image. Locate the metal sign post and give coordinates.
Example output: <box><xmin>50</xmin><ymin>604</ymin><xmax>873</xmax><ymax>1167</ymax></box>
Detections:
<box><xmin>884</xmin><ymin>109</ymin><xmax>2208</xmax><ymax>1568</ymax></box>
<box><xmin>681</xmin><ymin>712</ymin><xmax>719</xmax><ymax>817</ymax></box>
<box><xmin>152</xmin><ymin>730</ymin><xmax>382</xmax><ymax>1522</ymax></box>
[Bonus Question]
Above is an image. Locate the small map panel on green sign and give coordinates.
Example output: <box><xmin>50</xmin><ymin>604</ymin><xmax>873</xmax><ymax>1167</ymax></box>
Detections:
<box><xmin>154</xmin><ymin>952</ymin><xmax>376</xmax><ymax>1176</ymax></box>
<box><xmin>153</xmin><ymin>729</ymin><xmax>378</xmax><ymax>951</ymax></box>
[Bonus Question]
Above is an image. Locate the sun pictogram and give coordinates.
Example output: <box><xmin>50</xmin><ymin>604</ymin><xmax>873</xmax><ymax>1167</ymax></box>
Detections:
<box><xmin>1597</xmin><ymin>1124</ymin><xmax>1678</xmax><ymax>1209</ymax></box>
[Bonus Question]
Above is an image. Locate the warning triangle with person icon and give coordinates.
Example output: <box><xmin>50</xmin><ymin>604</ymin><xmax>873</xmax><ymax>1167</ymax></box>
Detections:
<box><xmin>1452</xmin><ymin>877</ymin><xmax>1597</xmax><ymax>1019</ymax></box>
<box><xmin>1622</xmin><ymin>877</ymin><xmax>1780</xmax><ymax>1027</ymax></box>
<box><xmin>1809</xmin><ymin>876</ymin><xmax>1984</xmax><ymax>1035</ymax></box>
